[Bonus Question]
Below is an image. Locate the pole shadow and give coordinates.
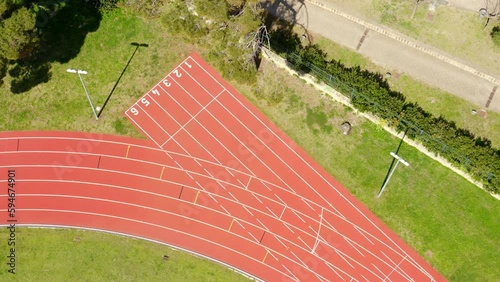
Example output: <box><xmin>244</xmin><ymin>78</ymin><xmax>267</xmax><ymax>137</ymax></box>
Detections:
<box><xmin>97</xmin><ymin>42</ymin><xmax>149</xmax><ymax>118</ymax></box>
<box><xmin>378</xmin><ymin>128</ymin><xmax>409</xmax><ymax>195</ymax></box>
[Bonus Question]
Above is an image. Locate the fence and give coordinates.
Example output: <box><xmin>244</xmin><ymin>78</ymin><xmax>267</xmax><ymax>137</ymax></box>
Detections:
<box><xmin>277</xmin><ymin>50</ymin><xmax>497</xmax><ymax>192</ymax></box>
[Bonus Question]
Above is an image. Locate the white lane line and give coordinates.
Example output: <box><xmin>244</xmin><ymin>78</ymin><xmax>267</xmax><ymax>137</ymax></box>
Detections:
<box><xmin>279</xmin><ymin>206</ymin><xmax>286</xmax><ymax>220</ymax></box>
<box><xmin>265</xmin><ymin>206</ymin><xmax>279</xmax><ymax>218</ymax></box>
<box><xmin>192</xmin><ymin>57</ymin><xmax>429</xmax><ymax>274</ymax></box>
<box><xmin>160</xmin><ymin>90</ymin><xmax>224</xmax><ymax>145</ymax></box>
<box><xmin>219</xmin><ymin>205</ymin><xmax>230</xmax><ymax>215</ymax></box>
<box><xmin>256</xmin><ymin>218</ymin><xmax>268</xmax><ymax>230</ymax></box>
<box><xmin>291</xmin><ymin>209</ymin><xmax>306</xmax><ymax>223</ymax></box>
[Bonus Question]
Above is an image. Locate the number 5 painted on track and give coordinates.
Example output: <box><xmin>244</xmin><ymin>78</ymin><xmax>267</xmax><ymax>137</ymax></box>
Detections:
<box><xmin>141</xmin><ymin>98</ymin><xmax>150</xmax><ymax>106</ymax></box>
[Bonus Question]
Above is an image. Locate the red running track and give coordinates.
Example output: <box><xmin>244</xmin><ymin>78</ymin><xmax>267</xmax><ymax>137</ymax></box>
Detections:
<box><xmin>0</xmin><ymin>54</ymin><xmax>446</xmax><ymax>281</ymax></box>
<box><xmin>121</xmin><ymin>53</ymin><xmax>445</xmax><ymax>281</ymax></box>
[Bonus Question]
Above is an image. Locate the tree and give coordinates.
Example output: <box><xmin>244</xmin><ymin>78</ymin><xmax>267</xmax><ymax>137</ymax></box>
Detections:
<box><xmin>0</xmin><ymin>6</ymin><xmax>38</xmax><ymax>61</ymax></box>
<box><xmin>481</xmin><ymin>0</ymin><xmax>500</xmax><ymax>28</ymax></box>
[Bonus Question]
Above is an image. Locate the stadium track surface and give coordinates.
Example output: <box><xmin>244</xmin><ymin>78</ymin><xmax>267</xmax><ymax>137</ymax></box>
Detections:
<box><xmin>0</xmin><ymin>53</ymin><xmax>446</xmax><ymax>281</ymax></box>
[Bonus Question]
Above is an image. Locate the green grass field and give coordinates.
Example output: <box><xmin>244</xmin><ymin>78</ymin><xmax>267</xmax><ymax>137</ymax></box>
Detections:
<box><xmin>0</xmin><ymin>228</ymin><xmax>250</xmax><ymax>281</ymax></box>
<box><xmin>0</xmin><ymin>4</ymin><xmax>498</xmax><ymax>282</ymax></box>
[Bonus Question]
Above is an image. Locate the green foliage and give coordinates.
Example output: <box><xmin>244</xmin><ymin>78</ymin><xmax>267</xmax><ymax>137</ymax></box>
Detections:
<box><xmin>161</xmin><ymin>0</ymin><xmax>205</xmax><ymax>41</ymax></box>
<box><xmin>194</xmin><ymin>0</ymin><xmax>229</xmax><ymax>22</ymax></box>
<box><xmin>0</xmin><ymin>6</ymin><xmax>38</xmax><ymax>60</ymax></box>
<box><xmin>491</xmin><ymin>26</ymin><xmax>500</xmax><ymax>47</ymax></box>
<box><xmin>270</xmin><ymin>27</ymin><xmax>500</xmax><ymax>193</ymax></box>
<box><xmin>0</xmin><ymin>57</ymin><xmax>6</xmax><ymax>86</ymax></box>
<box><xmin>206</xmin><ymin>30</ymin><xmax>257</xmax><ymax>84</ymax></box>
<box><xmin>118</xmin><ymin>0</ymin><xmax>166</xmax><ymax>17</ymax></box>
<box><xmin>160</xmin><ymin>0</ymin><xmax>260</xmax><ymax>84</ymax></box>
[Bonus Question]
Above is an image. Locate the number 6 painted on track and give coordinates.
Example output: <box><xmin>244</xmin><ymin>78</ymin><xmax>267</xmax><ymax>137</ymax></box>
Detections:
<box><xmin>130</xmin><ymin>108</ymin><xmax>139</xmax><ymax>115</ymax></box>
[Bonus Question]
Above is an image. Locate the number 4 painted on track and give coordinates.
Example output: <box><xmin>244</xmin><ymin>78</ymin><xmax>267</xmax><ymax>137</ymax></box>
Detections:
<box><xmin>151</xmin><ymin>89</ymin><xmax>160</xmax><ymax>96</ymax></box>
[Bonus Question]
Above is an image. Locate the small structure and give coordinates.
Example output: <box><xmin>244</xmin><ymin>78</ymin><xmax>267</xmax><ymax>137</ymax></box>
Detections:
<box><xmin>340</xmin><ymin>121</ymin><xmax>352</xmax><ymax>135</ymax></box>
<box><xmin>162</xmin><ymin>255</ymin><xmax>170</xmax><ymax>261</ymax></box>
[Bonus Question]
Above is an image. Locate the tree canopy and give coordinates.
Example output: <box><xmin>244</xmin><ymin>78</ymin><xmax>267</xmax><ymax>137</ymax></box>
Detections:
<box><xmin>0</xmin><ymin>6</ymin><xmax>37</xmax><ymax>61</ymax></box>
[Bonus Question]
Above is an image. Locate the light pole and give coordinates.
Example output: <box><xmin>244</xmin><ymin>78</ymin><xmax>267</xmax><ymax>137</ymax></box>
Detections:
<box><xmin>67</xmin><ymin>68</ymin><xmax>99</xmax><ymax>120</ymax></box>
<box><xmin>377</xmin><ymin>152</ymin><xmax>409</xmax><ymax>198</ymax></box>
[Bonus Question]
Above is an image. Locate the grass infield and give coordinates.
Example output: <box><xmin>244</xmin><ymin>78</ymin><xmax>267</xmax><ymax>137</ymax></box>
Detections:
<box><xmin>0</xmin><ymin>228</ymin><xmax>251</xmax><ymax>281</ymax></box>
<box><xmin>0</xmin><ymin>6</ymin><xmax>498</xmax><ymax>282</ymax></box>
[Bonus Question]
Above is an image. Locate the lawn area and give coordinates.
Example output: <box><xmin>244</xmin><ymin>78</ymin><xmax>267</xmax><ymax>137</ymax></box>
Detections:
<box><xmin>0</xmin><ymin>228</ymin><xmax>250</xmax><ymax>281</ymax></box>
<box><xmin>0</xmin><ymin>3</ymin><xmax>498</xmax><ymax>282</ymax></box>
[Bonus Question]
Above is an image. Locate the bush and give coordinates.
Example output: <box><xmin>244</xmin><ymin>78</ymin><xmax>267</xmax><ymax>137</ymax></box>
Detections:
<box><xmin>491</xmin><ymin>26</ymin><xmax>500</xmax><ymax>47</ymax></box>
<box><xmin>269</xmin><ymin>28</ymin><xmax>500</xmax><ymax>193</ymax></box>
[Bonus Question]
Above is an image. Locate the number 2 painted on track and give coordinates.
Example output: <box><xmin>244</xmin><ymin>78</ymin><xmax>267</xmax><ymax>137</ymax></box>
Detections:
<box><xmin>174</xmin><ymin>69</ymin><xmax>182</xmax><ymax>78</ymax></box>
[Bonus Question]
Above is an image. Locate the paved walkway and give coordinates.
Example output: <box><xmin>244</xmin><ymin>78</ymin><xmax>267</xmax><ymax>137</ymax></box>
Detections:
<box><xmin>265</xmin><ymin>0</ymin><xmax>500</xmax><ymax>113</ymax></box>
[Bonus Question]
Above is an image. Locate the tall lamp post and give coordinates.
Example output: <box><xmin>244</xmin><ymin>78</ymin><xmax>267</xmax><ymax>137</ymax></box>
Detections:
<box><xmin>67</xmin><ymin>68</ymin><xmax>99</xmax><ymax>120</ymax></box>
<box><xmin>377</xmin><ymin>152</ymin><xmax>409</xmax><ymax>198</ymax></box>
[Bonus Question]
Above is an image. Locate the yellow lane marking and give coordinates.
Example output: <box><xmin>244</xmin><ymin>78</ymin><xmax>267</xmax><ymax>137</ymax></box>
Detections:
<box><xmin>194</xmin><ymin>191</ymin><xmax>200</xmax><ymax>204</ymax></box>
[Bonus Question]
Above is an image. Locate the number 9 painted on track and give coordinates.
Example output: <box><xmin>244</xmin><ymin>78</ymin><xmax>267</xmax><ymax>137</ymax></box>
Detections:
<box><xmin>130</xmin><ymin>108</ymin><xmax>139</xmax><ymax>115</ymax></box>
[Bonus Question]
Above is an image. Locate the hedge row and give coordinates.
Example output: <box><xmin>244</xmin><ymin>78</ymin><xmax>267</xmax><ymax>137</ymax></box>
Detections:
<box><xmin>269</xmin><ymin>27</ymin><xmax>499</xmax><ymax>194</ymax></box>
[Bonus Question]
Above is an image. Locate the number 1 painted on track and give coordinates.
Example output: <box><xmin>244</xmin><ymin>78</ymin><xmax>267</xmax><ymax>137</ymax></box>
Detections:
<box><xmin>185</xmin><ymin>61</ymin><xmax>192</xmax><ymax>68</ymax></box>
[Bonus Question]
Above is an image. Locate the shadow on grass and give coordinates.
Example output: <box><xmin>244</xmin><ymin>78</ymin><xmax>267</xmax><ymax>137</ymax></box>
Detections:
<box><xmin>97</xmin><ymin>42</ymin><xmax>148</xmax><ymax>118</ymax></box>
<box><xmin>8</xmin><ymin>0</ymin><xmax>103</xmax><ymax>94</ymax></box>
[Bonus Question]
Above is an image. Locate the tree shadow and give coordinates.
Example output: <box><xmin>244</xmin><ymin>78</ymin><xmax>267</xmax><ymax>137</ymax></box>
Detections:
<box><xmin>9</xmin><ymin>59</ymin><xmax>52</xmax><ymax>94</ymax></box>
<box><xmin>262</xmin><ymin>0</ymin><xmax>311</xmax><ymax>43</ymax></box>
<box><xmin>8</xmin><ymin>0</ymin><xmax>102</xmax><ymax>93</ymax></box>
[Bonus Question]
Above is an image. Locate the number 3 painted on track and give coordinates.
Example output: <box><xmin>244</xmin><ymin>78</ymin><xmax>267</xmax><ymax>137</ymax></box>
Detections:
<box><xmin>163</xmin><ymin>79</ymin><xmax>171</xmax><ymax>87</ymax></box>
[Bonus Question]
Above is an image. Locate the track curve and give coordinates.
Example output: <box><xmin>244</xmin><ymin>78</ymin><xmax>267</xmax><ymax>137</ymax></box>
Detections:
<box><xmin>1</xmin><ymin>131</ymin><xmax>445</xmax><ymax>281</ymax></box>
